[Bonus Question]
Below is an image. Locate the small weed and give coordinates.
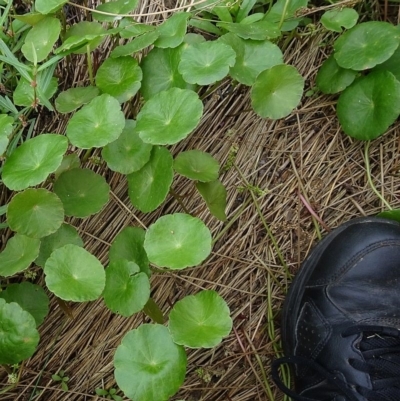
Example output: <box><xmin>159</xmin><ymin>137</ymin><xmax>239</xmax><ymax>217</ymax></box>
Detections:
<box><xmin>51</xmin><ymin>370</ymin><xmax>69</xmax><ymax>391</ymax></box>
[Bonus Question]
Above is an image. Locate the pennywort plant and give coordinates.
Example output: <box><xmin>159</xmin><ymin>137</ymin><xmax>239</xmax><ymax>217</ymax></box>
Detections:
<box><xmin>0</xmin><ymin>0</ymin><xmax>307</xmax><ymax>399</ymax></box>
<box><xmin>316</xmin><ymin>8</ymin><xmax>400</xmax><ymax>140</ymax></box>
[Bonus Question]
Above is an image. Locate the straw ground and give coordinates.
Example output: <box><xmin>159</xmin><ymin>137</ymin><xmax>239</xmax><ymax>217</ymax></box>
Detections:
<box><xmin>1</xmin><ymin>1</ymin><xmax>400</xmax><ymax>400</ymax></box>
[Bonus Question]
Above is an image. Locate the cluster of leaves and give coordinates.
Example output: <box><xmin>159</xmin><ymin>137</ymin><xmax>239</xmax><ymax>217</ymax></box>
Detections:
<box><xmin>0</xmin><ymin>0</ymin><xmax>310</xmax><ymax>399</ymax></box>
<box><xmin>317</xmin><ymin>8</ymin><xmax>400</xmax><ymax>140</ymax></box>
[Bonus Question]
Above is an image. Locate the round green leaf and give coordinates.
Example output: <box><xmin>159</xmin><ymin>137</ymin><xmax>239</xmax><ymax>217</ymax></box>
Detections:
<box><xmin>337</xmin><ymin>70</ymin><xmax>400</xmax><ymax>140</ymax></box>
<box><xmin>251</xmin><ymin>64</ymin><xmax>304</xmax><ymax>119</ymax></box>
<box><xmin>102</xmin><ymin>120</ymin><xmax>152</xmax><ymax>174</ymax></box>
<box><xmin>136</xmin><ymin>88</ymin><xmax>203</xmax><ymax>145</ymax></box>
<box><xmin>22</xmin><ymin>16</ymin><xmax>61</xmax><ymax>63</ymax></box>
<box><xmin>140</xmin><ymin>45</ymin><xmax>196</xmax><ymax>100</ymax></box>
<box><xmin>316</xmin><ymin>55</ymin><xmax>358</xmax><ymax>94</ymax></box>
<box><xmin>174</xmin><ymin>150</ymin><xmax>219</xmax><ymax>182</ymax></box>
<box><xmin>127</xmin><ymin>146</ymin><xmax>173</xmax><ymax>213</ymax></box>
<box><xmin>179</xmin><ymin>41</ymin><xmax>236</xmax><ymax>85</ymax></box>
<box><xmin>109</xmin><ymin>226</ymin><xmax>150</xmax><ymax>276</ymax></box>
<box><xmin>334</xmin><ymin>22</ymin><xmax>400</xmax><ymax>71</ymax></box>
<box><xmin>55</xmin><ymin>86</ymin><xmax>100</xmax><ymax>113</ymax></box>
<box><xmin>103</xmin><ymin>261</ymin><xmax>150</xmax><ymax>316</ymax></box>
<box><xmin>144</xmin><ymin>213</ymin><xmax>212</xmax><ymax>269</ymax></box>
<box><xmin>44</xmin><ymin>244</ymin><xmax>105</xmax><ymax>302</ymax></box>
<box><xmin>35</xmin><ymin>0</ymin><xmax>68</xmax><ymax>14</ymax></box>
<box><xmin>114</xmin><ymin>324</ymin><xmax>187</xmax><ymax>401</ymax></box>
<box><xmin>321</xmin><ymin>8</ymin><xmax>359</xmax><ymax>33</ymax></box>
<box><xmin>219</xmin><ymin>33</ymin><xmax>283</xmax><ymax>86</ymax></box>
<box><xmin>7</xmin><ymin>189</ymin><xmax>64</xmax><ymax>239</ymax></box>
<box><xmin>154</xmin><ymin>12</ymin><xmax>190</xmax><ymax>48</ymax></box>
<box><xmin>0</xmin><ymin>282</ymin><xmax>49</xmax><ymax>327</ymax></box>
<box><xmin>53</xmin><ymin>168</ymin><xmax>110</xmax><ymax>218</ymax></box>
<box><xmin>0</xmin><ymin>234</ymin><xmax>40</xmax><ymax>277</ymax></box>
<box><xmin>0</xmin><ymin>299</ymin><xmax>39</xmax><ymax>364</ymax></box>
<box><xmin>54</xmin><ymin>153</ymin><xmax>81</xmax><ymax>179</ymax></box>
<box><xmin>3</xmin><ymin>134</ymin><xmax>67</xmax><ymax>191</ymax></box>
<box><xmin>196</xmin><ymin>179</ymin><xmax>227</xmax><ymax>222</ymax></box>
<box><xmin>66</xmin><ymin>94</ymin><xmax>125</xmax><ymax>149</ymax></box>
<box><xmin>96</xmin><ymin>57</ymin><xmax>142</xmax><ymax>103</ymax></box>
<box><xmin>169</xmin><ymin>290</ymin><xmax>232</xmax><ymax>348</ymax></box>
<box><xmin>63</xmin><ymin>21</ymin><xmax>106</xmax><ymax>54</ymax></box>
<box><xmin>93</xmin><ymin>0</ymin><xmax>138</xmax><ymax>22</ymax></box>
<box><xmin>36</xmin><ymin>223</ymin><xmax>84</xmax><ymax>267</ymax></box>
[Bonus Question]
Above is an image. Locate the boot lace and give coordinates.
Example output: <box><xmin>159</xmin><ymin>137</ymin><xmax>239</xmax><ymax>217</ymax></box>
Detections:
<box><xmin>272</xmin><ymin>325</ymin><xmax>400</xmax><ymax>401</ymax></box>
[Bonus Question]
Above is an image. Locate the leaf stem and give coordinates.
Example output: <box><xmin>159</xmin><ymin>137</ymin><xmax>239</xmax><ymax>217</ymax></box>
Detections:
<box><xmin>278</xmin><ymin>0</ymin><xmax>290</xmax><ymax>31</ymax></box>
<box><xmin>233</xmin><ymin>164</ymin><xmax>290</xmax><ymax>277</ymax></box>
<box><xmin>169</xmin><ymin>188</ymin><xmax>191</xmax><ymax>215</ymax></box>
<box><xmin>364</xmin><ymin>141</ymin><xmax>392</xmax><ymax>210</ymax></box>
<box><xmin>86</xmin><ymin>44</ymin><xmax>94</xmax><ymax>86</ymax></box>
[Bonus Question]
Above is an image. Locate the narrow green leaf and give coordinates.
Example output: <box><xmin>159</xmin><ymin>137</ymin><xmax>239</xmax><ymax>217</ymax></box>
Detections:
<box><xmin>196</xmin><ymin>180</ymin><xmax>227</xmax><ymax>221</ymax></box>
<box><xmin>127</xmin><ymin>146</ymin><xmax>173</xmax><ymax>213</ymax></box>
<box><xmin>55</xmin><ymin>86</ymin><xmax>100</xmax><ymax>113</ymax></box>
<box><xmin>143</xmin><ymin>298</ymin><xmax>165</xmax><ymax>324</ymax></box>
<box><xmin>174</xmin><ymin>150</ymin><xmax>219</xmax><ymax>182</ymax></box>
<box><xmin>111</xmin><ymin>30</ymin><xmax>159</xmax><ymax>58</ymax></box>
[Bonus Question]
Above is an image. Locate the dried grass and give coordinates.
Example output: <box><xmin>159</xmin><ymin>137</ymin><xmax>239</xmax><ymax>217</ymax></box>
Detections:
<box><xmin>1</xmin><ymin>1</ymin><xmax>400</xmax><ymax>400</ymax></box>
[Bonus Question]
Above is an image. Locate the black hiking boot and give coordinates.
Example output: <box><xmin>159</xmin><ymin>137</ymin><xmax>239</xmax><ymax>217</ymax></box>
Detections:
<box><xmin>272</xmin><ymin>217</ymin><xmax>400</xmax><ymax>401</ymax></box>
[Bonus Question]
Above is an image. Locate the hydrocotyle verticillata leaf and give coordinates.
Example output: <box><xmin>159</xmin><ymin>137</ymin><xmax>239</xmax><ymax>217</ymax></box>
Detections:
<box><xmin>0</xmin><ymin>282</ymin><xmax>49</xmax><ymax>327</ymax></box>
<box><xmin>0</xmin><ymin>234</ymin><xmax>40</xmax><ymax>277</ymax></box>
<box><xmin>7</xmin><ymin>188</ymin><xmax>64</xmax><ymax>238</ymax></box>
<box><xmin>251</xmin><ymin>64</ymin><xmax>304</xmax><ymax>119</ymax></box>
<box><xmin>135</xmin><ymin>88</ymin><xmax>203</xmax><ymax>145</ymax></box>
<box><xmin>2</xmin><ymin>134</ymin><xmax>68</xmax><ymax>190</ymax></box>
<box><xmin>114</xmin><ymin>324</ymin><xmax>187</xmax><ymax>401</ymax></box>
<box><xmin>53</xmin><ymin>168</ymin><xmax>110</xmax><ymax>218</ymax></box>
<box><xmin>0</xmin><ymin>299</ymin><xmax>40</xmax><ymax>364</ymax></box>
<box><xmin>144</xmin><ymin>213</ymin><xmax>212</xmax><ymax>269</ymax></box>
<box><xmin>336</xmin><ymin>70</ymin><xmax>400</xmax><ymax>140</ymax></box>
<box><xmin>44</xmin><ymin>244</ymin><xmax>105</xmax><ymax>302</ymax></box>
<box><xmin>168</xmin><ymin>290</ymin><xmax>232</xmax><ymax>348</ymax></box>
<box><xmin>334</xmin><ymin>21</ymin><xmax>400</xmax><ymax>71</ymax></box>
<box><xmin>127</xmin><ymin>146</ymin><xmax>173</xmax><ymax>212</ymax></box>
<box><xmin>66</xmin><ymin>94</ymin><xmax>125</xmax><ymax>148</ymax></box>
